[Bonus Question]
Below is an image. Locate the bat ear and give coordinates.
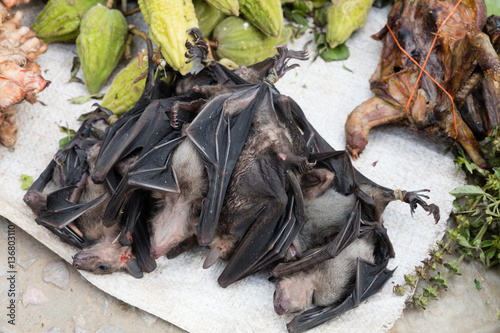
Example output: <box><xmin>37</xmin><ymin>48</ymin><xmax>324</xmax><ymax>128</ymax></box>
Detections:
<box><xmin>126</xmin><ymin>258</ymin><xmax>144</xmax><ymax>279</ymax></box>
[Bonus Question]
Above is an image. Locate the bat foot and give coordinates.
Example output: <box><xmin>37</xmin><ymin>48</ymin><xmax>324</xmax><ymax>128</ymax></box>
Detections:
<box><xmin>403</xmin><ymin>189</ymin><xmax>440</xmax><ymax>223</ymax></box>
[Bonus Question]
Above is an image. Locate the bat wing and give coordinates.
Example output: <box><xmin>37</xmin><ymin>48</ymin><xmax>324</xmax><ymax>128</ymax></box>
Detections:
<box><xmin>46</xmin><ymin>224</ymin><xmax>93</xmax><ymax>249</ymax></box>
<box><xmin>186</xmin><ymin>84</ymin><xmax>266</xmax><ymax>245</ymax></box>
<box><xmin>311</xmin><ymin>150</ymin><xmax>357</xmax><ymax>196</ymax></box>
<box><xmin>286</xmin><ymin>257</ymin><xmax>395</xmax><ymax>333</ymax></box>
<box><xmin>274</xmin><ymin>94</ymin><xmax>333</xmax><ymax>154</ymax></box>
<box><xmin>209</xmin><ymin>61</ymin><xmax>250</xmax><ymax>85</ymax></box>
<box><xmin>127</xmin><ymin>191</ymin><xmax>157</xmax><ymax>273</ymax></box>
<box><xmin>272</xmin><ymin>201</ymin><xmax>361</xmax><ymax>278</ymax></box>
<box><xmin>92</xmin><ymin>99</ymin><xmax>175</xmax><ymax>184</ymax></box>
<box><xmin>217</xmin><ymin>170</ymin><xmax>306</xmax><ymax>288</ymax></box>
<box><xmin>35</xmin><ymin>186</ymin><xmax>108</xmax><ymax>230</ymax></box>
<box><xmin>92</xmin><ymin>38</ymin><xmax>185</xmax><ymax>185</ymax></box>
<box><xmin>102</xmin><ymin>136</ymin><xmax>184</xmax><ymax>227</ymax></box>
<box><xmin>276</xmin><ymin>93</ymin><xmax>390</xmax><ymax>193</ymax></box>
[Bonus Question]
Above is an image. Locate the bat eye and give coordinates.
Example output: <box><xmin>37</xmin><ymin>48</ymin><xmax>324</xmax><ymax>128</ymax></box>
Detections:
<box><xmin>97</xmin><ymin>263</ymin><xmax>110</xmax><ymax>272</ymax></box>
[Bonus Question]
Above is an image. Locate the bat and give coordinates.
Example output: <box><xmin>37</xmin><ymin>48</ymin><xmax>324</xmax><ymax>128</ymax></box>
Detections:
<box><xmin>23</xmin><ymin>111</ymin><xmax>111</xmax><ymax>247</ymax></box>
<box><xmin>24</xmin><ymin>112</ymin><xmax>155</xmax><ymax>277</ymax></box>
<box><xmin>189</xmin><ymin>47</ymin><xmax>313</xmax><ymax>288</ymax></box>
<box><xmin>72</xmin><ymin>189</ymin><xmax>156</xmax><ymax>278</ymax></box>
<box><xmin>149</xmin><ymin>137</ymin><xmax>208</xmax><ymax>259</ymax></box>
<box><xmin>276</xmin><ymin>229</ymin><xmax>394</xmax><ymax>333</ymax></box>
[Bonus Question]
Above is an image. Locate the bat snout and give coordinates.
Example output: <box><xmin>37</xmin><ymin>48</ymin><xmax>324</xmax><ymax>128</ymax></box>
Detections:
<box><xmin>150</xmin><ymin>245</ymin><xmax>166</xmax><ymax>259</ymax></box>
<box><xmin>273</xmin><ymin>288</ymin><xmax>288</xmax><ymax>315</ymax></box>
<box><xmin>91</xmin><ymin>170</ymin><xmax>106</xmax><ymax>184</ymax></box>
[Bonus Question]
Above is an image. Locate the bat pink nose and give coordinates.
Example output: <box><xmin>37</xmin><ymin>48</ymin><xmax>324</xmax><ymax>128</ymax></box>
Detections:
<box><xmin>273</xmin><ymin>288</ymin><xmax>289</xmax><ymax>315</ymax></box>
<box><xmin>150</xmin><ymin>247</ymin><xmax>162</xmax><ymax>259</ymax></box>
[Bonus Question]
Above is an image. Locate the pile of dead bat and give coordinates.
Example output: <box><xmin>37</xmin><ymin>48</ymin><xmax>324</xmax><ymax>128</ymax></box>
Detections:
<box><xmin>345</xmin><ymin>0</ymin><xmax>500</xmax><ymax>168</ymax></box>
<box><xmin>23</xmin><ymin>34</ymin><xmax>439</xmax><ymax>332</ymax></box>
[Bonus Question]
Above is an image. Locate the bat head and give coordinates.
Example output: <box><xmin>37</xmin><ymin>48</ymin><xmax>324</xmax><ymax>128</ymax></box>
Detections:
<box><xmin>23</xmin><ymin>190</ymin><xmax>47</xmax><ymax>216</ymax></box>
<box><xmin>72</xmin><ymin>241</ymin><xmax>143</xmax><ymax>278</ymax></box>
<box><xmin>273</xmin><ymin>274</ymin><xmax>315</xmax><ymax>315</ymax></box>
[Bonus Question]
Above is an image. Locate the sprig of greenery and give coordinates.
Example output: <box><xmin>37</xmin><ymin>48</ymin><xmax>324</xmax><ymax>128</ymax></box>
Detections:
<box><xmin>282</xmin><ymin>1</ymin><xmax>350</xmax><ymax>62</ymax></box>
<box><xmin>59</xmin><ymin>123</ymin><xmax>76</xmax><ymax>149</ymax></box>
<box><xmin>394</xmin><ymin>128</ymin><xmax>500</xmax><ymax>309</ymax></box>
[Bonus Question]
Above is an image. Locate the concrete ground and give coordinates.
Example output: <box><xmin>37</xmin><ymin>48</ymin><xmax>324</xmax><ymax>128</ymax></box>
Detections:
<box><xmin>0</xmin><ymin>216</ymin><xmax>184</xmax><ymax>333</ymax></box>
<box><xmin>2</xmin><ymin>215</ymin><xmax>499</xmax><ymax>333</ymax></box>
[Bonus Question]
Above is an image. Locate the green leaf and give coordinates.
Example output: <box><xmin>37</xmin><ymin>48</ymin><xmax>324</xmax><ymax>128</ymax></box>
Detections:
<box><xmin>320</xmin><ymin>44</ymin><xmax>350</xmax><ymax>62</ymax></box>
<box><xmin>485</xmin><ymin>247</ymin><xmax>497</xmax><ymax>259</ymax></box>
<box><xmin>423</xmin><ymin>286</ymin><xmax>438</xmax><ymax>300</ymax></box>
<box><xmin>393</xmin><ymin>284</ymin><xmax>406</xmax><ymax>296</ymax></box>
<box><xmin>69</xmin><ymin>77</ymin><xmax>84</xmax><ymax>84</ymax></box>
<box><xmin>450</xmin><ymin>185</ymin><xmax>486</xmax><ymax>198</ymax></box>
<box><xmin>481</xmin><ymin>240</ymin><xmax>494</xmax><ymax>248</ymax></box>
<box><xmin>413</xmin><ymin>292</ymin><xmax>428</xmax><ymax>309</ymax></box>
<box><xmin>430</xmin><ymin>273</ymin><xmax>448</xmax><ymax>289</ymax></box>
<box><xmin>20</xmin><ymin>174</ymin><xmax>33</xmax><ymax>190</ymax></box>
<box><xmin>404</xmin><ymin>274</ymin><xmax>417</xmax><ymax>287</ymax></box>
<box><xmin>343</xmin><ymin>65</ymin><xmax>353</xmax><ymax>73</ymax></box>
<box><xmin>485</xmin><ymin>0</ymin><xmax>500</xmax><ymax>16</ymax></box>
<box><xmin>69</xmin><ymin>95</ymin><xmax>91</xmax><ymax>104</ymax></box>
<box><xmin>293</xmin><ymin>1</ymin><xmax>309</xmax><ymax>15</ymax></box>
<box><xmin>313</xmin><ymin>7</ymin><xmax>328</xmax><ymax>27</ymax></box>
<box><xmin>58</xmin><ymin>123</ymin><xmax>75</xmax><ymax>149</ymax></box>
<box><xmin>59</xmin><ymin>136</ymin><xmax>71</xmax><ymax>149</ymax></box>
<box><xmin>458</xmin><ymin>235</ymin><xmax>474</xmax><ymax>248</ymax></box>
<box><xmin>474</xmin><ymin>278</ymin><xmax>481</xmax><ymax>290</ymax></box>
<box><xmin>444</xmin><ymin>260</ymin><xmax>461</xmax><ymax>275</ymax></box>
<box><xmin>291</xmin><ymin>12</ymin><xmax>309</xmax><ymax>26</ymax></box>
<box><xmin>315</xmin><ymin>33</ymin><xmax>325</xmax><ymax>45</ymax></box>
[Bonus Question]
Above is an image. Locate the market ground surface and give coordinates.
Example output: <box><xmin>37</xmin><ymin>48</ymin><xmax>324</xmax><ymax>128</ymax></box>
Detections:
<box><xmin>1</xmin><ymin>216</ymin><xmax>500</xmax><ymax>332</ymax></box>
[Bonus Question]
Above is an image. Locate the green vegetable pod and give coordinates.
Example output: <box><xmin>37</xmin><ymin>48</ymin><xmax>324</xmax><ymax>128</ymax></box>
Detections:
<box><xmin>239</xmin><ymin>0</ymin><xmax>284</xmax><ymax>37</ymax></box>
<box><xmin>138</xmin><ymin>0</ymin><xmax>199</xmax><ymax>75</ymax></box>
<box><xmin>213</xmin><ymin>16</ymin><xmax>291</xmax><ymax>66</ymax></box>
<box><xmin>194</xmin><ymin>0</ymin><xmax>227</xmax><ymax>39</ymax></box>
<box><xmin>326</xmin><ymin>0</ymin><xmax>375</xmax><ymax>49</ymax></box>
<box><xmin>204</xmin><ymin>0</ymin><xmax>239</xmax><ymax>16</ymax></box>
<box><xmin>32</xmin><ymin>0</ymin><xmax>106</xmax><ymax>44</ymax></box>
<box><xmin>77</xmin><ymin>4</ymin><xmax>128</xmax><ymax>94</ymax></box>
<box><xmin>101</xmin><ymin>56</ymin><xmax>147</xmax><ymax>117</ymax></box>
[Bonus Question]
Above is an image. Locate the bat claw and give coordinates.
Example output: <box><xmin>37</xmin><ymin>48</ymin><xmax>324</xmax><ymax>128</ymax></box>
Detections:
<box><xmin>298</xmin><ymin>159</ymin><xmax>315</xmax><ymax>174</ymax></box>
<box><xmin>403</xmin><ymin>189</ymin><xmax>440</xmax><ymax>223</ymax></box>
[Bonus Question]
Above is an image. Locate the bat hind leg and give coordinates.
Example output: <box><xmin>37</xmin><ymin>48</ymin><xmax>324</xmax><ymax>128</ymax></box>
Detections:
<box><xmin>399</xmin><ymin>189</ymin><xmax>440</xmax><ymax>222</ymax></box>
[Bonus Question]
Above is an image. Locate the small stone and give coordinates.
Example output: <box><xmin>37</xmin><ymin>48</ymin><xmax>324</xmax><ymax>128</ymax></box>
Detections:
<box><xmin>42</xmin><ymin>261</ymin><xmax>70</xmax><ymax>289</ymax></box>
<box><xmin>0</xmin><ymin>326</ymin><xmax>16</xmax><ymax>333</ymax></box>
<box><xmin>0</xmin><ymin>262</ymin><xmax>7</xmax><ymax>277</ymax></box>
<box><xmin>0</xmin><ymin>216</ymin><xmax>11</xmax><ymax>238</ymax></box>
<box><xmin>17</xmin><ymin>257</ymin><xmax>38</xmax><ymax>270</ymax></box>
<box><xmin>22</xmin><ymin>286</ymin><xmax>47</xmax><ymax>307</ymax></box>
<box><xmin>21</xmin><ymin>313</ymin><xmax>41</xmax><ymax>331</ymax></box>
<box><xmin>73</xmin><ymin>314</ymin><xmax>87</xmax><ymax>333</ymax></box>
<box><xmin>95</xmin><ymin>324</ymin><xmax>126</xmax><ymax>333</ymax></box>
<box><xmin>138</xmin><ymin>309</ymin><xmax>157</xmax><ymax>328</ymax></box>
<box><xmin>100</xmin><ymin>292</ymin><xmax>109</xmax><ymax>315</ymax></box>
<box><xmin>45</xmin><ymin>328</ymin><xmax>64</xmax><ymax>333</ymax></box>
